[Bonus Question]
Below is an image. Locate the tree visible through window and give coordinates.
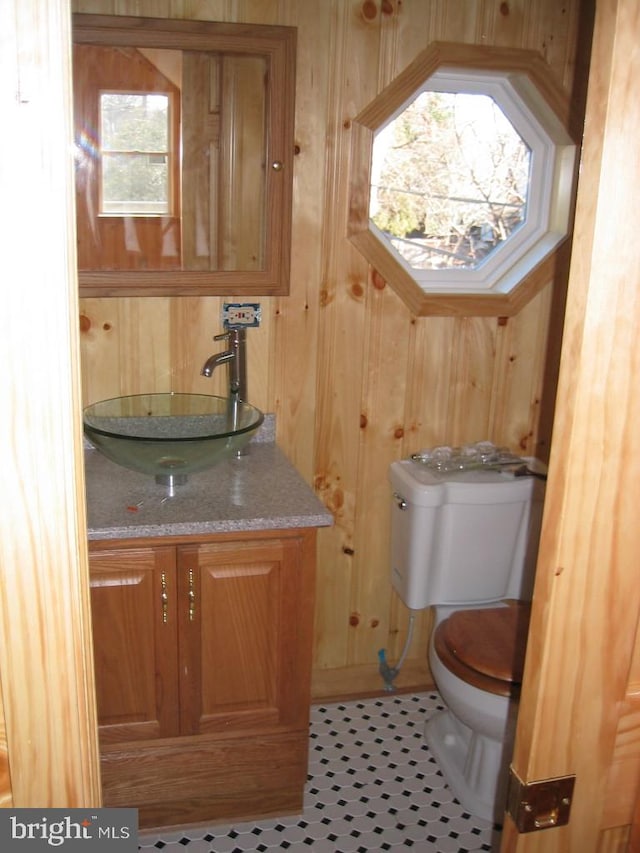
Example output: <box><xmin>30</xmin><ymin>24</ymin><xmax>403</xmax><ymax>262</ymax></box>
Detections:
<box><xmin>100</xmin><ymin>92</ymin><xmax>171</xmax><ymax>215</ymax></box>
<box><xmin>348</xmin><ymin>44</ymin><xmax>577</xmax><ymax>313</ymax></box>
<box><xmin>370</xmin><ymin>91</ymin><xmax>531</xmax><ymax>271</ymax></box>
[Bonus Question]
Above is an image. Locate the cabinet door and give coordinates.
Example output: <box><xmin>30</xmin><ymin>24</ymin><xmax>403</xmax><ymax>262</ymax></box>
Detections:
<box><xmin>89</xmin><ymin>546</ymin><xmax>179</xmax><ymax>743</ymax></box>
<box><xmin>178</xmin><ymin>533</ymin><xmax>315</xmax><ymax>736</ymax></box>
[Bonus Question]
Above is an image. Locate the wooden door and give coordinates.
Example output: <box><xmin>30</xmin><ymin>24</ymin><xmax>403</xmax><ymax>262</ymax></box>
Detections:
<box><xmin>178</xmin><ymin>530</ymin><xmax>316</xmax><ymax>736</ymax></box>
<box><xmin>89</xmin><ymin>546</ymin><xmax>179</xmax><ymax>743</ymax></box>
<box><xmin>501</xmin><ymin>0</ymin><xmax>640</xmax><ymax>850</ymax></box>
<box><xmin>1</xmin><ymin>0</ymin><xmax>102</xmax><ymax>809</ymax></box>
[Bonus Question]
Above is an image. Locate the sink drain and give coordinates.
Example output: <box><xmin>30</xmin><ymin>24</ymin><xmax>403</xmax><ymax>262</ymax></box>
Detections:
<box><xmin>155</xmin><ymin>458</ymin><xmax>188</xmax><ymax>495</ymax></box>
<box><xmin>157</xmin><ymin>456</ymin><xmax>187</xmax><ymax>470</ymax></box>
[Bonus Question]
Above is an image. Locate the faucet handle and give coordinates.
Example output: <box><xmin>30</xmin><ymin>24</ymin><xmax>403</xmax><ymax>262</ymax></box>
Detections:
<box><xmin>214</xmin><ymin>328</ymin><xmax>243</xmax><ymax>343</ymax></box>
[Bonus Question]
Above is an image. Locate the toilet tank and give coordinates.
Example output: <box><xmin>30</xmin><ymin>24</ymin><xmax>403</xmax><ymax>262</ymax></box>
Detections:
<box><xmin>389</xmin><ymin>460</ymin><xmax>545</xmax><ymax>610</ymax></box>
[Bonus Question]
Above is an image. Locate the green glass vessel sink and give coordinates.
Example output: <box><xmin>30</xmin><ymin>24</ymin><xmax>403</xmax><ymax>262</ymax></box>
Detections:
<box><xmin>83</xmin><ymin>393</ymin><xmax>264</xmax><ymax>485</ymax></box>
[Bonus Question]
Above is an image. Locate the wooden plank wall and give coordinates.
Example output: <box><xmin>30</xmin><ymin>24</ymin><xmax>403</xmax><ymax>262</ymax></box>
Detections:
<box><xmin>74</xmin><ymin>0</ymin><xmax>588</xmax><ymax>700</ymax></box>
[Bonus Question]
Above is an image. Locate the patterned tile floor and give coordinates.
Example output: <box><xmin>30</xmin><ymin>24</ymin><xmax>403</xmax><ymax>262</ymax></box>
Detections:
<box><xmin>138</xmin><ymin>692</ymin><xmax>501</xmax><ymax>852</ymax></box>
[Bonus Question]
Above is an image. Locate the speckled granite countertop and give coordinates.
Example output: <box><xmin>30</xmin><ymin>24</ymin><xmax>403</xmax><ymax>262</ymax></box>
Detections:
<box><xmin>84</xmin><ymin>416</ymin><xmax>333</xmax><ymax>541</ymax></box>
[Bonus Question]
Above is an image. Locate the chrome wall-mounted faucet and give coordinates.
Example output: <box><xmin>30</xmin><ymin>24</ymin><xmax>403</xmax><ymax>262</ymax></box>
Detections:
<box><xmin>201</xmin><ymin>328</ymin><xmax>248</xmax><ymax>401</ymax></box>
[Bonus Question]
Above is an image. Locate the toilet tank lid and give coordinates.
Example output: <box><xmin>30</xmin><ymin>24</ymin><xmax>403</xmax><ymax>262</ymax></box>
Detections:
<box><xmin>389</xmin><ymin>459</ymin><xmax>534</xmax><ymax>507</ymax></box>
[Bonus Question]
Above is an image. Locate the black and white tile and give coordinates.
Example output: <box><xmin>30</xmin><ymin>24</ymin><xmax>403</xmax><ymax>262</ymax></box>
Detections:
<box><xmin>138</xmin><ymin>692</ymin><xmax>500</xmax><ymax>852</ymax></box>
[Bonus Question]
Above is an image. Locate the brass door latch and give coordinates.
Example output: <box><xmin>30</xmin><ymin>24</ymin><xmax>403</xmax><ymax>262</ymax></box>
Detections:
<box><xmin>507</xmin><ymin>768</ymin><xmax>575</xmax><ymax>833</ymax></box>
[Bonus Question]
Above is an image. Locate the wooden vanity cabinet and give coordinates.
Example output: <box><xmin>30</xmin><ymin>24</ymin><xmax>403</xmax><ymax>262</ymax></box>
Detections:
<box><xmin>88</xmin><ymin>528</ymin><xmax>317</xmax><ymax>829</ymax></box>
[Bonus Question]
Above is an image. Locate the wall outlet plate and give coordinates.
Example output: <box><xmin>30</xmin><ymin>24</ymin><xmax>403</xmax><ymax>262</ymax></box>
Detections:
<box><xmin>222</xmin><ymin>302</ymin><xmax>262</xmax><ymax>328</ymax></box>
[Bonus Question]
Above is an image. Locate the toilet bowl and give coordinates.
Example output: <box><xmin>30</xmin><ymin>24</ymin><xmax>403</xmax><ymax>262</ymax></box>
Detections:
<box><xmin>425</xmin><ymin>601</ymin><xmax>530</xmax><ymax>822</ymax></box>
<box><xmin>388</xmin><ymin>453</ymin><xmax>545</xmax><ymax>822</ymax></box>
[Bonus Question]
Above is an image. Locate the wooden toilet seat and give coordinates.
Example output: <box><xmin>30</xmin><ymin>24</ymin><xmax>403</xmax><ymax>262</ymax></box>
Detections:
<box><xmin>433</xmin><ymin>601</ymin><xmax>531</xmax><ymax>699</ymax></box>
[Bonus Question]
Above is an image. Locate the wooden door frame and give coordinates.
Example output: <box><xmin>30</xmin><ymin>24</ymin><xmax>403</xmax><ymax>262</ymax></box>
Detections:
<box><xmin>0</xmin><ymin>0</ymin><xmax>101</xmax><ymax>807</ymax></box>
<box><xmin>502</xmin><ymin>0</ymin><xmax>640</xmax><ymax>849</ymax></box>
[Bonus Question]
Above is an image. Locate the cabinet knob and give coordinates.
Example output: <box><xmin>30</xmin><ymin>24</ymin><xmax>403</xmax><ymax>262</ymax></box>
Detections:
<box><xmin>188</xmin><ymin>569</ymin><xmax>196</xmax><ymax>622</ymax></box>
<box><xmin>161</xmin><ymin>572</ymin><xmax>169</xmax><ymax>623</ymax></box>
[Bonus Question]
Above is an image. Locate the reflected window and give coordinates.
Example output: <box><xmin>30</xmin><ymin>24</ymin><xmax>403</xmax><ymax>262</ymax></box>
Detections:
<box><xmin>100</xmin><ymin>92</ymin><xmax>172</xmax><ymax>216</ymax></box>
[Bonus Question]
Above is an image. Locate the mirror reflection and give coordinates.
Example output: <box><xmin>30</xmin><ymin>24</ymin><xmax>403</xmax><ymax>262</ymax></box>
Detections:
<box><xmin>74</xmin><ymin>43</ymin><xmax>267</xmax><ymax>273</ymax></box>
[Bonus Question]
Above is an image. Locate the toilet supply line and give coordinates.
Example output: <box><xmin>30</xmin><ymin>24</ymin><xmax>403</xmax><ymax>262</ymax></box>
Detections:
<box><xmin>378</xmin><ymin>611</ymin><xmax>416</xmax><ymax>692</ymax></box>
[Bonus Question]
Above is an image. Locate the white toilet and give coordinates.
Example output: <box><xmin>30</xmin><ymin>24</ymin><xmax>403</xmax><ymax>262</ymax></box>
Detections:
<box><xmin>389</xmin><ymin>457</ymin><xmax>545</xmax><ymax>823</ymax></box>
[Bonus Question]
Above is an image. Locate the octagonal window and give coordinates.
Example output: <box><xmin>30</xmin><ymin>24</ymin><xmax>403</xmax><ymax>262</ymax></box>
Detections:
<box><xmin>348</xmin><ymin>45</ymin><xmax>578</xmax><ymax>315</ymax></box>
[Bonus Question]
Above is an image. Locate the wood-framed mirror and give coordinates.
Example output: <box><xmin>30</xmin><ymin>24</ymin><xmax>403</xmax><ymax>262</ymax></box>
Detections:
<box><xmin>72</xmin><ymin>14</ymin><xmax>296</xmax><ymax>297</ymax></box>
